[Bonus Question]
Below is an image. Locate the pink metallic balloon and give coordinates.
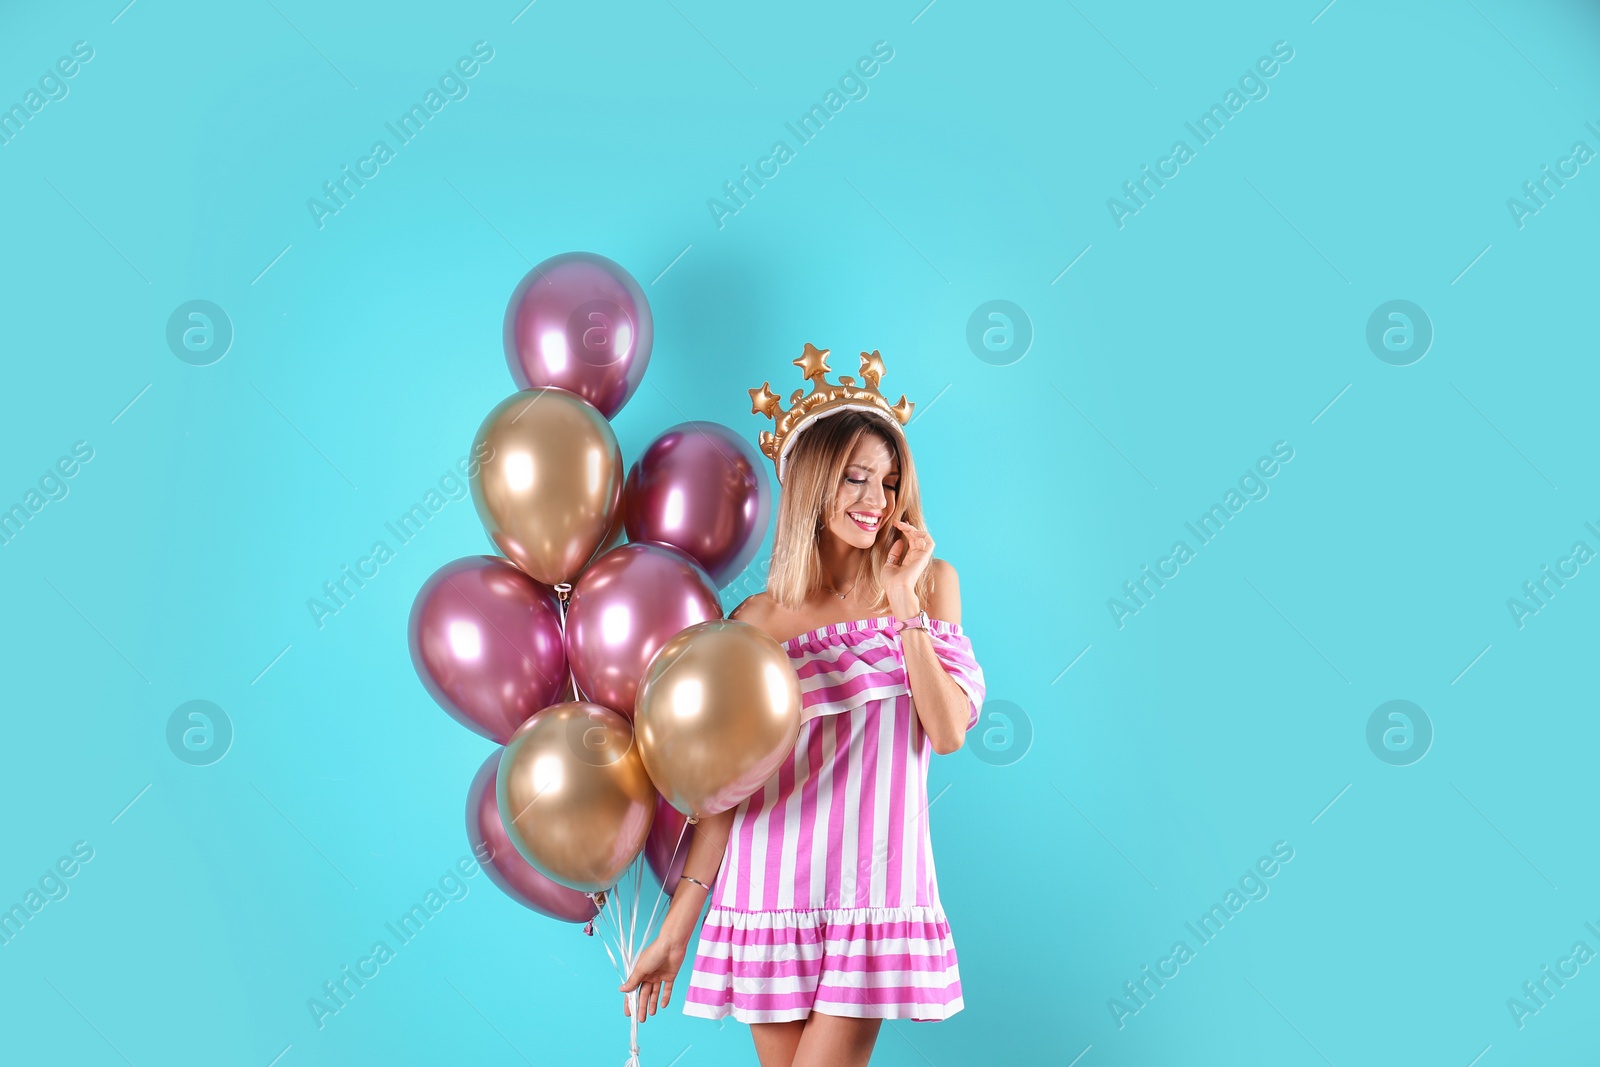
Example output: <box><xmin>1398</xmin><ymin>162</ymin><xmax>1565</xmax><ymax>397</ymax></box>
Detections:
<box><xmin>503</xmin><ymin>251</ymin><xmax>653</xmax><ymax>419</ymax></box>
<box><xmin>409</xmin><ymin>556</ymin><xmax>568</xmax><ymax>744</ymax></box>
<box><xmin>643</xmin><ymin>793</ymin><xmax>697</xmax><ymax>897</ymax></box>
<box><xmin>466</xmin><ymin>750</ymin><xmax>597</xmax><ymax>922</ymax></box>
<box><xmin>623</xmin><ymin>421</ymin><xmax>772</xmax><ymax>587</ymax></box>
<box><xmin>565</xmin><ymin>542</ymin><xmax>722</xmax><ymax>719</ymax></box>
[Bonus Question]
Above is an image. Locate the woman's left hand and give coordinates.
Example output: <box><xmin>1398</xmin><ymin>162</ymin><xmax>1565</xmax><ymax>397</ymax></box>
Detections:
<box><xmin>885</xmin><ymin>519</ymin><xmax>934</xmax><ymax>616</ymax></box>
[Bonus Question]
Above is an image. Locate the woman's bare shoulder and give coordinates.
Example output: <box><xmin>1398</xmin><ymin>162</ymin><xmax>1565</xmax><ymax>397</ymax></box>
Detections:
<box><xmin>928</xmin><ymin>558</ymin><xmax>962</xmax><ymax>624</ymax></box>
<box><xmin>730</xmin><ymin>592</ymin><xmax>782</xmax><ymax>639</ymax></box>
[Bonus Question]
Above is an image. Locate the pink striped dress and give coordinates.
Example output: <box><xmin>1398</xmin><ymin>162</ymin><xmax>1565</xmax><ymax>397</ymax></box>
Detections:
<box><xmin>682</xmin><ymin>614</ymin><xmax>986</xmax><ymax>1024</ymax></box>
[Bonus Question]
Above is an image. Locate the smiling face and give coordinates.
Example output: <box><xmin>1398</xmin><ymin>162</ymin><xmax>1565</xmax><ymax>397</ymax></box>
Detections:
<box><xmin>821</xmin><ymin>430</ymin><xmax>900</xmax><ymax>552</ymax></box>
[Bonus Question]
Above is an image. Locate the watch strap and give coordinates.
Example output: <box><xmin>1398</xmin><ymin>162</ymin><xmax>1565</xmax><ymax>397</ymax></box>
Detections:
<box><xmin>894</xmin><ymin>609</ymin><xmax>929</xmax><ymax>633</ymax></box>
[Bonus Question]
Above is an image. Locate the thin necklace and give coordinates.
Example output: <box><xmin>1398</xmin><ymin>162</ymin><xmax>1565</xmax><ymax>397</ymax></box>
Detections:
<box><xmin>825</xmin><ymin>574</ymin><xmax>860</xmax><ymax>600</ymax></box>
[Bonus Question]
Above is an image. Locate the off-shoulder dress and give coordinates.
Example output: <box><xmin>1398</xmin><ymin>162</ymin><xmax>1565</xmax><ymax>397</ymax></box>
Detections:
<box><xmin>682</xmin><ymin>614</ymin><xmax>986</xmax><ymax>1023</ymax></box>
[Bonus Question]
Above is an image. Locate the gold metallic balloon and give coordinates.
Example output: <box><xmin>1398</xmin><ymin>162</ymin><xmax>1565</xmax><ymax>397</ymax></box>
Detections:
<box><xmin>634</xmin><ymin>620</ymin><xmax>803</xmax><ymax>819</ymax></box>
<box><xmin>471</xmin><ymin>389</ymin><xmax>624</xmax><ymax>586</ymax></box>
<box><xmin>496</xmin><ymin>702</ymin><xmax>656</xmax><ymax>893</ymax></box>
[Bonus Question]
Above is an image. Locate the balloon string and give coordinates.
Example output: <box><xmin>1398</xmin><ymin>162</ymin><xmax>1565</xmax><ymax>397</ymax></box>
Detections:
<box><xmin>628</xmin><ymin>851</ymin><xmax>641</xmax><ymax>969</ymax></box>
<box><xmin>560</xmin><ymin>585</ymin><xmax>651</xmax><ymax>1065</ymax></box>
<box><xmin>564</xmin><ymin>583</ymin><xmax>640</xmax><ymax>1064</ymax></box>
<box><xmin>596</xmin><ymin>896</ymin><xmax>629</xmax><ymax>1057</ymax></box>
<box><xmin>598</xmin><ymin>931</ymin><xmax>641</xmax><ymax>1066</ymax></box>
<box><xmin>553</xmin><ymin>588</ymin><xmax>598</xmax><ymax>703</ymax></box>
<box><xmin>594</xmin><ymin>878</ymin><xmax>645</xmax><ymax>1066</ymax></box>
<box><xmin>626</xmin><ymin>815</ymin><xmax>695</xmax><ymax>1064</ymax></box>
<box><xmin>626</xmin><ymin>857</ymin><xmax>644</xmax><ymax>1066</ymax></box>
<box><xmin>598</xmin><ymin>843</ymin><xmax>707</xmax><ymax>1066</ymax></box>
<box><xmin>553</xmin><ymin>584</ymin><xmax>591</xmax><ymax>704</ymax></box>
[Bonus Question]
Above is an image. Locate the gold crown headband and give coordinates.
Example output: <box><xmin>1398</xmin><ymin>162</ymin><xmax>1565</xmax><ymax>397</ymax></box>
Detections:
<box><xmin>749</xmin><ymin>343</ymin><xmax>915</xmax><ymax>483</ymax></box>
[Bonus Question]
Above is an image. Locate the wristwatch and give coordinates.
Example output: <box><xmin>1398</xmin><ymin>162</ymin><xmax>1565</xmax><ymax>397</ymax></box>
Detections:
<box><xmin>894</xmin><ymin>609</ymin><xmax>929</xmax><ymax>634</ymax></box>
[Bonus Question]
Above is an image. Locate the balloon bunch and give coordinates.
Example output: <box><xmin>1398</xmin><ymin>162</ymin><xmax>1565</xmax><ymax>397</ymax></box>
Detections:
<box><xmin>407</xmin><ymin>252</ymin><xmax>802</xmax><ymax>1064</ymax></box>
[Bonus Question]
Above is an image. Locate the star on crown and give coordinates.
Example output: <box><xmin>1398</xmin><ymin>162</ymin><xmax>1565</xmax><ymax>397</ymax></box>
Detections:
<box><xmin>748</xmin><ymin>343</ymin><xmax>915</xmax><ymax>476</ymax></box>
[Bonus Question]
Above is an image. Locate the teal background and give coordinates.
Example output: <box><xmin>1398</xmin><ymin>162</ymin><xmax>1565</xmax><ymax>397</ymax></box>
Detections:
<box><xmin>2</xmin><ymin>0</ymin><xmax>1598</xmax><ymax>1063</ymax></box>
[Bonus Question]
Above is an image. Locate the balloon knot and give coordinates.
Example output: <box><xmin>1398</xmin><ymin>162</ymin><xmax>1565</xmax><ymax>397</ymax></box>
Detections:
<box><xmin>583</xmin><ymin>920</ymin><xmax>595</xmax><ymax>936</ymax></box>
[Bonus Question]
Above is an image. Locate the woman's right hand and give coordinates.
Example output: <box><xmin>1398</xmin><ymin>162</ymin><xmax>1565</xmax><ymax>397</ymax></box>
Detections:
<box><xmin>619</xmin><ymin>932</ymin><xmax>688</xmax><ymax>1023</ymax></box>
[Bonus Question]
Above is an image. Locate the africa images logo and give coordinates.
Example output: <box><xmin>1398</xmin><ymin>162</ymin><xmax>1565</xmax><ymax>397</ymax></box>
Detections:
<box><xmin>1108</xmin><ymin>841</ymin><xmax>1296</xmax><ymax>1028</ymax></box>
<box><xmin>705</xmin><ymin>41</ymin><xmax>895</xmax><ymax>230</ymax></box>
<box><xmin>1106</xmin><ymin>41</ymin><xmax>1295</xmax><ymax>229</ymax></box>
<box><xmin>306</xmin><ymin>42</ymin><xmax>495</xmax><ymax>230</ymax></box>
<box><xmin>1107</xmin><ymin>442</ymin><xmax>1295</xmax><ymax>628</ymax></box>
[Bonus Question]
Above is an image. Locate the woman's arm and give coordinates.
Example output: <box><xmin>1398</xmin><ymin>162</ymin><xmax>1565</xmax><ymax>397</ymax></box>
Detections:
<box><xmin>618</xmin><ymin>592</ymin><xmax>768</xmax><ymax>1020</ymax></box>
<box><xmin>618</xmin><ymin>804</ymin><xmax>735</xmax><ymax>1022</ymax></box>
<box><xmin>655</xmin><ymin>805</ymin><xmax>735</xmax><ymax>948</ymax></box>
<box><xmin>898</xmin><ymin>558</ymin><xmax>973</xmax><ymax>755</ymax></box>
<box><xmin>647</xmin><ymin>592</ymin><xmax>757</xmax><ymax>954</ymax></box>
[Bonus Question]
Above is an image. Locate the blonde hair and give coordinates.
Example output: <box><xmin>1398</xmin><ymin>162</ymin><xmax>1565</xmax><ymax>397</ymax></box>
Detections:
<box><xmin>765</xmin><ymin>410</ymin><xmax>932</xmax><ymax>613</ymax></box>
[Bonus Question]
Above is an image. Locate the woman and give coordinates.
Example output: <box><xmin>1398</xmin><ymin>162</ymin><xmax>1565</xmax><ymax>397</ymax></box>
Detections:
<box><xmin>621</xmin><ymin>348</ymin><xmax>987</xmax><ymax>1067</ymax></box>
